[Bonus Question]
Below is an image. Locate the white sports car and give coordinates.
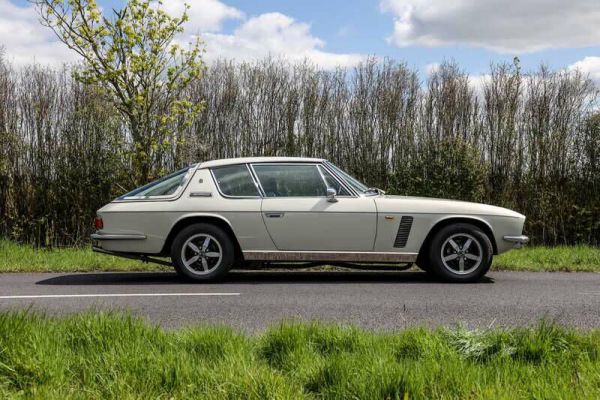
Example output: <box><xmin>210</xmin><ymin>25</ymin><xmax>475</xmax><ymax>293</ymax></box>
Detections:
<box><xmin>92</xmin><ymin>157</ymin><xmax>529</xmax><ymax>282</ymax></box>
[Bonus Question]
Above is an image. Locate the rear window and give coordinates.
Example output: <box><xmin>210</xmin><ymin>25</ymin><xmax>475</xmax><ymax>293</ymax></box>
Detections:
<box><xmin>118</xmin><ymin>167</ymin><xmax>194</xmax><ymax>199</ymax></box>
<box><xmin>211</xmin><ymin>164</ymin><xmax>260</xmax><ymax>197</ymax></box>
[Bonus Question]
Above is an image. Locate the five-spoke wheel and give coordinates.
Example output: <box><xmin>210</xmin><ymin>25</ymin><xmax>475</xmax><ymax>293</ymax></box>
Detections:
<box><xmin>171</xmin><ymin>223</ymin><xmax>235</xmax><ymax>281</ymax></box>
<box><xmin>440</xmin><ymin>233</ymin><xmax>483</xmax><ymax>275</ymax></box>
<box><xmin>427</xmin><ymin>223</ymin><xmax>493</xmax><ymax>282</ymax></box>
<box><xmin>181</xmin><ymin>234</ymin><xmax>223</xmax><ymax>274</ymax></box>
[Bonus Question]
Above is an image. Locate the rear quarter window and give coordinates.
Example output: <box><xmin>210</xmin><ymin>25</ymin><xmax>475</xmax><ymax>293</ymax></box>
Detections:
<box><xmin>118</xmin><ymin>167</ymin><xmax>194</xmax><ymax>199</ymax></box>
<box><xmin>211</xmin><ymin>164</ymin><xmax>260</xmax><ymax>197</ymax></box>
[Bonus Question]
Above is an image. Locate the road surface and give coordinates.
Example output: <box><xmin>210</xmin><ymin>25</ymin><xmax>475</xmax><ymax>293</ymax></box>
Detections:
<box><xmin>0</xmin><ymin>271</ymin><xmax>598</xmax><ymax>331</ymax></box>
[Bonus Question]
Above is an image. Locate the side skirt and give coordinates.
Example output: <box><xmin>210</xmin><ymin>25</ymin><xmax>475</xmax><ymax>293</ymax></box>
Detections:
<box><xmin>242</xmin><ymin>251</ymin><xmax>418</xmax><ymax>263</ymax></box>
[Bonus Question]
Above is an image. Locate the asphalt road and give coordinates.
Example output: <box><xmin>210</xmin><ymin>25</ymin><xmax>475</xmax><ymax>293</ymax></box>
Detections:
<box><xmin>0</xmin><ymin>271</ymin><xmax>599</xmax><ymax>331</ymax></box>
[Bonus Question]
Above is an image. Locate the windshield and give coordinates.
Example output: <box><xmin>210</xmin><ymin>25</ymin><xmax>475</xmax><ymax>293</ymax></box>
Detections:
<box><xmin>325</xmin><ymin>162</ymin><xmax>369</xmax><ymax>194</ymax></box>
<box><xmin>118</xmin><ymin>166</ymin><xmax>194</xmax><ymax>199</ymax></box>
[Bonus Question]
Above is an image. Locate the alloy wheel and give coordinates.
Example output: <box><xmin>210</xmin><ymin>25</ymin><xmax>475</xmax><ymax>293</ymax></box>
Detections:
<box><xmin>181</xmin><ymin>233</ymin><xmax>223</xmax><ymax>275</ymax></box>
<box><xmin>440</xmin><ymin>233</ymin><xmax>483</xmax><ymax>275</ymax></box>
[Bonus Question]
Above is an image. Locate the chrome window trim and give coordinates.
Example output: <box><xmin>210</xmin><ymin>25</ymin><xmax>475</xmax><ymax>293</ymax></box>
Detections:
<box><xmin>249</xmin><ymin>162</ymin><xmax>358</xmax><ymax>199</ymax></box>
<box><xmin>322</xmin><ymin>161</ymin><xmax>369</xmax><ymax>197</ymax></box>
<box><xmin>209</xmin><ymin>163</ymin><xmax>262</xmax><ymax>199</ymax></box>
<box><xmin>316</xmin><ymin>164</ymin><xmax>351</xmax><ymax>197</ymax></box>
<box><xmin>246</xmin><ymin>163</ymin><xmax>266</xmax><ymax>197</ymax></box>
<box><xmin>320</xmin><ymin>162</ymin><xmax>361</xmax><ymax>197</ymax></box>
<box><xmin>113</xmin><ymin>164</ymin><xmax>199</xmax><ymax>203</ymax></box>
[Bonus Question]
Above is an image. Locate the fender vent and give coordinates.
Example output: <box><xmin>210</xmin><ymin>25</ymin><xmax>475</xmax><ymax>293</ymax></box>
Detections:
<box><xmin>393</xmin><ymin>216</ymin><xmax>413</xmax><ymax>248</ymax></box>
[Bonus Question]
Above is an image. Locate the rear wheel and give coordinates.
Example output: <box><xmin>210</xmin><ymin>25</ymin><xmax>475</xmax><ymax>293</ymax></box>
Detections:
<box><xmin>171</xmin><ymin>223</ymin><xmax>235</xmax><ymax>281</ymax></box>
<box><xmin>427</xmin><ymin>223</ymin><xmax>493</xmax><ymax>282</ymax></box>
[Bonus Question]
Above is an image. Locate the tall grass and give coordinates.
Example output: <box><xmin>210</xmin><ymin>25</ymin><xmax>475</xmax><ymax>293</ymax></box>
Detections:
<box><xmin>0</xmin><ymin>312</ymin><xmax>598</xmax><ymax>399</ymax></box>
<box><xmin>1</xmin><ymin>57</ymin><xmax>599</xmax><ymax>247</ymax></box>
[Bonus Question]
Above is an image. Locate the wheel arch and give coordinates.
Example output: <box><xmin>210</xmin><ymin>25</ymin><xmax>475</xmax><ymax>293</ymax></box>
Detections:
<box><xmin>160</xmin><ymin>214</ymin><xmax>243</xmax><ymax>260</ymax></box>
<box><xmin>417</xmin><ymin>216</ymin><xmax>498</xmax><ymax>264</ymax></box>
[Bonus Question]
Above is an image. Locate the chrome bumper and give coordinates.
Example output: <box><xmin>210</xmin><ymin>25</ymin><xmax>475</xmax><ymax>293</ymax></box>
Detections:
<box><xmin>90</xmin><ymin>233</ymin><xmax>146</xmax><ymax>240</ymax></box>
<box><xmin>503</xmin><ymin>235</ymin><xmax>529</xmax><ymax>248</ymax></box>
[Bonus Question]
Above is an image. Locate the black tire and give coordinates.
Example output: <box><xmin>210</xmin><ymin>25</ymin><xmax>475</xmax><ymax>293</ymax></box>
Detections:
<box><xmin>427</xmin><ymin>223</ymin><xmax>493</xmax><ymax>283</ymax></box>
<box><xmin>171</xmin><ymin>223</ymin><xmax>235</xmax><ymax>281</ymax></box>
<box><xmin>416</xmin><ymin>254</ymin><xmax>431</xmax><ymax>272</ymax></box>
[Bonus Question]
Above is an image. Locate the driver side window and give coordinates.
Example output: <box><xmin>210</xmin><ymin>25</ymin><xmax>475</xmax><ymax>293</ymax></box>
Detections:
<box><xmin>253</xmin><ymin>164</ymin><xmax>348</xmax><ymax>197</ymax></box>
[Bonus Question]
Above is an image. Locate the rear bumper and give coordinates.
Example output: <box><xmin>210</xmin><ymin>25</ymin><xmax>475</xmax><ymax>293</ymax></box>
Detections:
<box><xmin>91</xmin><ymin>233</ymin><xmax>146</xmax><ymax>240</ymax></box>
<box><xmin>92</xmin><ymin>246</ymin><xmax>172</xmax><ymax>267</ymax></box>
<box><xmin>503</xmin><ymin>235</ymin><xmax>529</xmax><ymax>248</ymax></box>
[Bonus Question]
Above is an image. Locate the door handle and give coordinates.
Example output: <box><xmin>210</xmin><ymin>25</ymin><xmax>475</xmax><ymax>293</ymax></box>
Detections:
<box><xmin>265</xmin><ymin>212</ymin><xmax>284</xmax><ymax>218</ymax></box>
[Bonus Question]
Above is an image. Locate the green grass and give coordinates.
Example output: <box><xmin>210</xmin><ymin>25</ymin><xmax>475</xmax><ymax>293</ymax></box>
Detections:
<box><xmin>0</xmin><ymin>240</ymin><xmax>162</xmax><ymax>273</ymax></box>
<box><xmin>0</xmin><ymin>312</ymin><xmax>598</xmax><ymax>399</ymax></box>
<box><xmin>1</xmin><ymin>240</ymin><xmax>599</xmax><ymax>273</ymax></box>
<box><xmin>492</xmin><ymin>245</ymin><xmax>600</xmax><ymax>272</ymax></box>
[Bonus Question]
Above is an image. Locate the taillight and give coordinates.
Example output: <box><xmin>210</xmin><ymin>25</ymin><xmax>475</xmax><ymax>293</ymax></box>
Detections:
<box><xmin>94</xmin><ymin>216</ymin><xmax>104</xmax><ymax>230</ymax></box>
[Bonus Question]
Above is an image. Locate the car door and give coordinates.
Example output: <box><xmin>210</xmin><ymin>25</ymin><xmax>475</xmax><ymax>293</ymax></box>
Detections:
<box><xmin>251</xmin><ymin>163</ymin><xmax>376</xmax><ymax>251</ymax></box>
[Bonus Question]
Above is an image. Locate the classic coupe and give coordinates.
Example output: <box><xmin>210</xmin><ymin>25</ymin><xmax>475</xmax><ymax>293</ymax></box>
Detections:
<box><xmin>92</xmin><ymin>157</ymin><xmax>529</xmax><ymax>282</ymax></box>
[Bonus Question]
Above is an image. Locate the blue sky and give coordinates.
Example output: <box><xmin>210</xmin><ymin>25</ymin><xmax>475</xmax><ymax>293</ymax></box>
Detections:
<box><xmin>221</xmin><ymin>0</ymin><xmax>599</xmax><ymax>75</ymax></box>
<box><xmin>2</xmin><ymin>0</ymin><xmax>599</xmax><ymax>81</ymax></box>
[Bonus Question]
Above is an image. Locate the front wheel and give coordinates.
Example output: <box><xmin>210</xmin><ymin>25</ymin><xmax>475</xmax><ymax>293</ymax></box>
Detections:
<box><xmin>427</xmin><ymin>223</ymin><xmax>493</xmax><ymax>282</ymax></box>
<box><xmin>171</xmin><ymin>223</ymin><xmax>235</xmax><ymax>281</ymax></box>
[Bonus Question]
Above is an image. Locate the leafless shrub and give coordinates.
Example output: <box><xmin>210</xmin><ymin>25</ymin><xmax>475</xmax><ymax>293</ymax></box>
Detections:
<box><xmin>0</xmin><ymin>55</ymin><xmax>598</xmax><ymax>246</ymax></box>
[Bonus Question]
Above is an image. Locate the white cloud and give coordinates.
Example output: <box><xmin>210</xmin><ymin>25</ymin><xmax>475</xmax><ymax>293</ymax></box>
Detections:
<box><xmin>0</xmin><ymin>0</ymin><xmax>362</xmax><ymax>70</ymax></box>
<box><xmin>0</xmin><ymin>0</ymin><xmax>76</xmax><ymax>67</ymax></box>
<box><xmin>381</xmin><ymin>0</ymin><xmax>600</xmax><ymax>53</ymax></box>
<box><xmin>468</xmin><ymin>74</ymin><xmax>491</xmax><ymax>100</ymax></box>
<box><xmin>568</xmin><ymin>57</ymin><xmax>600</xmax><ymax>85</ymax></box>
<box><xmin>154</xmin><ymin>0</ymin><xmax>243</xmax><ymax>33</ymax></box>
<box><xmin>424</xmin><ymin>62</ymin><xmax>440</xmax><ymax>75</ymax></box>
<box><xmin>202</xmin><ymin>13</ymin><xmax>365</xmax><ymax>69</ymax></box>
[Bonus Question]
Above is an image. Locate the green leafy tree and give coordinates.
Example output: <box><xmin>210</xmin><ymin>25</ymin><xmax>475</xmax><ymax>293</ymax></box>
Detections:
<box><xmin>32</xmin><ymin>0</ymin><xmax>205</xmax><ymax>183</ymax></box>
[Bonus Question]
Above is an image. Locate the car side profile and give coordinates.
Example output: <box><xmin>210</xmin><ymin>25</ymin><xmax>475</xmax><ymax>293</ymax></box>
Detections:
<box><xmin>92</xmin><ymin>157</ymin><xmax>529</xmax><ymax>282</ymax></box>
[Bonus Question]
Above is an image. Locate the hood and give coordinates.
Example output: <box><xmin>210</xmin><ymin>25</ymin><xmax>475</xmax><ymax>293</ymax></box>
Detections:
<box><xmin>375</xmin><ymin>195</ymin><xmax>525</xmax><ymax>218</ymax></box>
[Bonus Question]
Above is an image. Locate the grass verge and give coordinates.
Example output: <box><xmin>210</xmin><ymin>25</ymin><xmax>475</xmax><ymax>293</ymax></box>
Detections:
<box><xmin>1</xmin><ymin>239</ymin><xmax>599</xmax><ymax>273</ymax></box>
<box><xmin>0</xmin><ymin>312</ymin><xmax>598</xmax><ymax>399</ymax></box>
<box><xmin>0</xmin><ymin>240</ymin><xmax>162</xmax><ymax>273</ymax></box>
<box><xmin>492</xmin><ymin>245</ymin><xmax>600</xmax><ymax>272</ymax></box>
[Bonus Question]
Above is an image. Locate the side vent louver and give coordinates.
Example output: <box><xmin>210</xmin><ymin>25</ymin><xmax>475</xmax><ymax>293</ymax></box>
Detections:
<box><xmin>393</xmin><ymin>216</ymin><xmax>413</xmax><ymax>248</ymax></box>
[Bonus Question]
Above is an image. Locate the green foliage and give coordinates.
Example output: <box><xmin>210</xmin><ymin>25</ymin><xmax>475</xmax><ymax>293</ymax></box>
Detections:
<box><xmin>0</xmin><ymin>312</ymin><xmax>599</xmax><ymax>399</ymax></box>
<box><xmin>392</xmin><ymin>138</ymin><xmax>488</xmax><ymax>202</ymax></box>
<box><xmin>33</xmin><ymin>0</ymin><xmax>205</xmax><ymax>182</ymax></box>
<box><xmin>0</xmin><ymin>57</ymin><xmax>598</xmax><ymax>246</ymax></box>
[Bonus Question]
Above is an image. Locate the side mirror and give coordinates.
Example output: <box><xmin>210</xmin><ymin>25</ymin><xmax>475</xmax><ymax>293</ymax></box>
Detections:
<box><xmin>326</xmin><ymin>188</ymin><xmax>338</xmax><ymax>203</ymax></box>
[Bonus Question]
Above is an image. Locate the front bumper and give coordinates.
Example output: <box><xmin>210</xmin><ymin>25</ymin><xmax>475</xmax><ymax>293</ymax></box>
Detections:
<box><xmin>503</xmin><ymin>235</ymin><xmax>530</xmax><ymax>248</ymax></box>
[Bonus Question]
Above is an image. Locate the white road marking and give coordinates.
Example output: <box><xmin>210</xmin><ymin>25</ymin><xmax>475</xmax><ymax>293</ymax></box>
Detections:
<box><xmin>0</xmin><ymin>293</ymin><xmax>240</xmax><ymax>299</ymax></box>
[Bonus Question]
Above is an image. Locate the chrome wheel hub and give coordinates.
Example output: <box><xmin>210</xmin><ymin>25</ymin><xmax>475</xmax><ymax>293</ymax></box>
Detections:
<box><xmin>181</xmin><ymin>234</ymin><xmax>223</xmax><ymax>275</ymax></box>
<box><xmin>440</xmin><ymin>233</ymin><xmax>483</xmax><ymax>275</ymax></box>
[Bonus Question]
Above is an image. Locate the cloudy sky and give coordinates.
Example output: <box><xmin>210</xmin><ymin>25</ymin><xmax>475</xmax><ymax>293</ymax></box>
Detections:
<box><xmin>1</xmin><ymin>0</ymin><xmax>599</xmax><ymax>82</ymax></box>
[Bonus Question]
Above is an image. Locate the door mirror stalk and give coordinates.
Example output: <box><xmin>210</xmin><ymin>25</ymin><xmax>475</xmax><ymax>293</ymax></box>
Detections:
<box><xmin>326</xmin><ymin>188</ymin><xmax>338</xmax><ymax>203</ymax></box>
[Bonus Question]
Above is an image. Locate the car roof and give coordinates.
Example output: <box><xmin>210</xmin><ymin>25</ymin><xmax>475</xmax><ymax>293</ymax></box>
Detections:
<box><xmin>199</xmin><ymin>156</ymin><xmax>325</xmax><ymax>168</ymax></box>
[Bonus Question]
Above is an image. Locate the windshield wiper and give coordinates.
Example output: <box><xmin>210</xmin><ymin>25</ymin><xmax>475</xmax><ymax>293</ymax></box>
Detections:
<box><xmin>364</xmin><ymin>187</ymin><xmax>386</xmax><ymax>195</ymax></box>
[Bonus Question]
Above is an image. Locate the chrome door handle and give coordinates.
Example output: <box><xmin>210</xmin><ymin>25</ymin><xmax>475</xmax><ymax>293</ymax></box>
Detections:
<box><xmin>265</xmin><ymin>212</ymin><xmax>284</xmax><ymax>218</ymax></box>
<box><xmin>189</xmin><ymin>191</ymin><xmax>212</xmax><ymax>197</ymax></box>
